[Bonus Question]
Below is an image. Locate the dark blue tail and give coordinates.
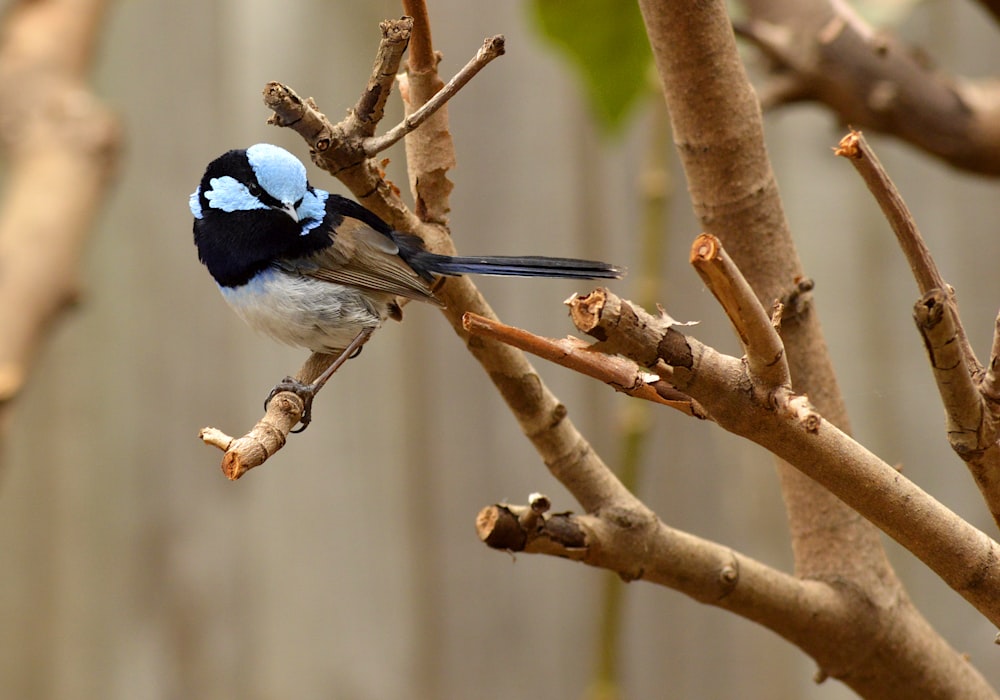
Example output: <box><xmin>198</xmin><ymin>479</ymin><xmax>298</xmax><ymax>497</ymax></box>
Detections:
<box><xmin>411</xmin><ymin>253</ymin><xmax>624</xmax><ymax>280</ymax></box>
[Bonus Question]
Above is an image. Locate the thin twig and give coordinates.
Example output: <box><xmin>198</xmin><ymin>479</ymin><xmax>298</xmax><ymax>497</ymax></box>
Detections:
<box><xmin>834</xmin><ymin>130</ymin><xmax>948</xmax><ymax>296</ymax></box>
<box><xmin>364</xmin><ymin>35</ymin><xmax>506</xmax><ymax>156</ymax></box>
<box><xmin>461</xmin><ymin>312</ymin><xmax>708</xmax><ymax>417</ymax></box>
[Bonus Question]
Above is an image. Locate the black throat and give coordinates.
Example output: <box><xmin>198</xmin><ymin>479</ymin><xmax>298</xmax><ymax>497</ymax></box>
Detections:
<box><xmin>194</xmin><ymin>208</ymin><xmax>330</xmax><ymax>288</ymax></box>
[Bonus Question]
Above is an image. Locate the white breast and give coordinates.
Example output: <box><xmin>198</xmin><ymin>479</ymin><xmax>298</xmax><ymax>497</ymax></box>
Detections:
<box><xmin>220</xmin><ymin>268</ymin><xmax>394</xmax><ymax>353</ymax></box>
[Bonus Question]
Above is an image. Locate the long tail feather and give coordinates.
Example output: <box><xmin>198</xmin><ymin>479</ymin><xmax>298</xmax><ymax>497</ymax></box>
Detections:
<box><xmin>414</xmin><ymin>253</ymin><xmax>624</xmax><ymax>280</ymax></box>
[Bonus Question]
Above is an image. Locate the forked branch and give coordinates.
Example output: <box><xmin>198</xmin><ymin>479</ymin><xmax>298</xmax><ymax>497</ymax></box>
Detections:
<box><xmin>468</xmin><ymin>231</ymin><xmax>1000</xmax><ymax>626</ymax></box>
<box><xmin>201</xmin><ymin>17</ymin><xmax>509</xmax><ymax>477</ymax></box>
<box><xmin>837</xmin><ymin>129</ymin><xmax>1000</xmax><ymax>528</ymax></box>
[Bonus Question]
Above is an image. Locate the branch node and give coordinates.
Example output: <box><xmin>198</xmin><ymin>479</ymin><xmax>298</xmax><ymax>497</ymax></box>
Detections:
<box><xmin>718</xmin><ymin>563</ymin><xmax>739</xmax><ymax>589</ymax></box>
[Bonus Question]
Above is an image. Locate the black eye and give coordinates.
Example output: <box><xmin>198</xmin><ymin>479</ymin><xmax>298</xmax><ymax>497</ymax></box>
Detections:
<box><xmin>248</xmin><ymin>182</ymin><xmax>262</xmax><ymax>197</ymax></box>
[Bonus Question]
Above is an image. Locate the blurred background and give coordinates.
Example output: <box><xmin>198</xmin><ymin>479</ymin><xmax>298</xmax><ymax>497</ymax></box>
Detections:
<box><xmin>2</xmin><ymin>0</ymin><xmax>1000</xmax><ymax>698</ymax></box>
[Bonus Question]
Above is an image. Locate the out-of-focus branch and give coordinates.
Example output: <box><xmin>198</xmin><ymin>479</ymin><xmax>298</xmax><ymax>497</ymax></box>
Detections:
<box><xmin>0</xmin><ymin>0</ymin><xmax>121</xmax><ymax>436</ymax></box>
<box><xmin>978</xmin><ymin>0</ymin><xmax>1000</xmax><ymax>25</ymax></box>
<box><xmin>738</xmin><ymin>0</ymin><xmax>1000</xmax><ymax>175</ymax></box>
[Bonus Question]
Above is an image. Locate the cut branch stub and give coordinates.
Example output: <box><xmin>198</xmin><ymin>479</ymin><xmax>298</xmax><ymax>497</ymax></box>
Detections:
<box><xmin>568</xmin><ymin>289</ymin><xmax>691</xmax><ymax>370</ymax></box>
<box><xmin>476</xmin><ymin>503</ymin><xmax>589</xmax><ymax>556</ymax></box>
<box><xmin>690</xmin><ymin>233</ymin><xmax>790</xmax><ymax>390</ymax></box>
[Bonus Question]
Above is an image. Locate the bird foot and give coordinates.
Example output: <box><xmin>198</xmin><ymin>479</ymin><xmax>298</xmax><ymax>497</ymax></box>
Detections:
<box><xmin>265</xmin><ymin>377</ymin><xmax>318</xmax><ymax>433</ymax></box>
<box><xmin>261</xmin><ymin>328</ymin><xmax>375</xmax><ymax>434</ymax></box>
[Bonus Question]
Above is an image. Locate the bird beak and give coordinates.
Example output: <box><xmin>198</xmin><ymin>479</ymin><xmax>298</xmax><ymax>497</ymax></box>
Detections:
<box><xmin>278</xmin><ymin>201</ymin><xmax>299</xmax><ymax>223</ymax></box>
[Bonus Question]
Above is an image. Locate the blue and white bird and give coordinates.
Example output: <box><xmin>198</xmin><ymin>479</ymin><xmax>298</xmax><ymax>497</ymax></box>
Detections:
<box><xmin>190</xmin><ymin>144</ymin><xmax>623</xmax><ymax>425</ymax></box>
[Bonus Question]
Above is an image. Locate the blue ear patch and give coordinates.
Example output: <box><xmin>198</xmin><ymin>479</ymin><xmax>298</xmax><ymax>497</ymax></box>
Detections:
<box><xmin>189</xmin><ymin>188</ymin><xmax>203</xmax><ymax>219</ymax></box>
<box><xmin>203</xmin><ymin>176</ymin><xmax>268</xmax><ymax>213</ymax></box>
<box><xmin>246</xmin><ymin>143</ymin><xmax>308</xmax><ymax>205</ymax></box>
<box><xmin>297</xmin><ymin>187</ymin><xmax>329</xmax><ymax>235</ymax></box>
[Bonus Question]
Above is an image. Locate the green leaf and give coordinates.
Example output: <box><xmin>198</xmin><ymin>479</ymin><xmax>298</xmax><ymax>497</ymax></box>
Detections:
<box><xmin>529</xmin><ymin>0</ymin><xmax>654</xmax><ymax>135</ymax></box>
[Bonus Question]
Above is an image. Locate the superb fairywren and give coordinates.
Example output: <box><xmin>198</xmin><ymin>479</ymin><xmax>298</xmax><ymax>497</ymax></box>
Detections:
<box><xmin>190</xmin><ymin>143</ymin><xmax>623</xmax><ymax>427</ymax></box>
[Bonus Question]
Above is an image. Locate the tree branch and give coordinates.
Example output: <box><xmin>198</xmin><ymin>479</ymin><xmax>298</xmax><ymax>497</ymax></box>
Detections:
<box><xmin>475</xmin><ymin>493</ymin><xmax>859</xmax><ymax>648</ymax></box>
<box><xmin>738</xmin><ymin>0</ymin><xmax>1000</xmax><ymax>175</ymax></box>
<box><xmin>390</xmin><ymin>5</ymin><xmax>629</xmax><ymax>515</ymax></box>
<box><xmin>199</xmin><ymin>350</ymin><xmax>350</xmax><ymax>480</ymax></box>
<box><xmin>201</xmin><ymin>17</ymin><xmax>509</xmax><ymax>475</ymax></box>
<box><xmin>834</xmin><ymin>130</ymin><xmax>955</xmax><ymax>303</ymax></box>
<box><xmin>566</xmin><ymin>288</ymin><xmax>1000</xmax><ymax>631</ymax></box>
<box><xmin>638</xmin><ymin>0</ymin><xmax>889</xmax><ymax>604</ymax></box>
<box><xmin>204</xmin><ymin>9</ymin><xmax>622</xmax><ymax>509</ymax></box>
<box><xmin>365</xmin><ymin>35</ymin><xmax>505</xmax><ymax>157</ymax></box>
<box><xmin>837</xmin><ymin>129</ymin><xmax>1000</xmax><ymax>528</ymax></box>
<box><xmin>461</xmin><ymin>312</ymin><xmax>708</xmax><ymax>417</ymax></box>
<box><xmin>0</xmin><ymin>0</ymin><xmax>120</xmax><ymax>437</ymax></box>
<box><xmin>690</xmin><ymin>233</ymin><xmax>790</xmax><ymax>390</ymax></box>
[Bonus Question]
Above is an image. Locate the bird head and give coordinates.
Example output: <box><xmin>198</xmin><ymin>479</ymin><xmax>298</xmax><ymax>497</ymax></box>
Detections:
<box><xmin>190</xmin><ymin>144</ymin><xmax>330</xmax><ymax>286</ymax></box>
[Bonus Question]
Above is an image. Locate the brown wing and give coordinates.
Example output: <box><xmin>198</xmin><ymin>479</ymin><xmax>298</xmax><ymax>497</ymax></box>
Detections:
<box><xmin>296</xmin><ymin>217</ymin><xmax>442</xmax><ymax>305</ymax></box>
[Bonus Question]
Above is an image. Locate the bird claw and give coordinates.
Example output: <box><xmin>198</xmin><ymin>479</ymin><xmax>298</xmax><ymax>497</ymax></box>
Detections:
<box><xmin>264</xmin><ymin>376</ymin><xmax>317</xmax><ymax>433</ymax></box>
<box><xmin>259</xmin><ymin>328</ymin><xmax>375</xmax><ymax>435</ymax></box>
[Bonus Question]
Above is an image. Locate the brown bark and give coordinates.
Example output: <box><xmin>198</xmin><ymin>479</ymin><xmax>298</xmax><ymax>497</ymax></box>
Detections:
<box><xmin>631</xmin><ymin>0</ymin><xmax>991</xmax><ymax>696</ymax></box>
<box><xmin>740</xmin><ymin>0</ymin><xmax>1000</xmax><ymax>175</ymax></box>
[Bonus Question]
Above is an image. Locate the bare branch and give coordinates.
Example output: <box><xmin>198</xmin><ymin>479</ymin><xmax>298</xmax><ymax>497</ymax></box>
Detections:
<box><xmin>690</xmin><ymin>233</ymin><xmax>790</xmax><ymax>390</ymax></box>
<box><xmin>476</xmin><ymin>497</ymin><xmax>831</xmax><ymax>618</ymax></box>
<box><xmin>567</xmin><ymin>287</ymin><xmax>1000</xmax><ymax>629</ymax></box>
<box><xmin>914</xmin><ymin>291</ymin><xmax>984</xmax><ymax>446</ymax></box>
<box><xmin>199</xmin><ymin>338</ymin><xmax>373</xmax><ymax>479</ymax></box>
<box><xmin>835</xmin><ymin>130</ymin><xmax>951</xmax><ymax>299</ymax></box>
<box><xmin>211</xmin><ymin>11</ymin><xmax>613</xmax><ymax>499</ymax></box>
<box><xmin>835</xmin><ymin>128</ymin><xmax>978</xmax><ymax>372</ymax></box>
<box><xmin>350</xmin><ymin>16</ymin><xmax>415</xmax><ymax>137</ymax></box>
<box><xmin>740</xmin><ymin>0</ymin><xmax>1000</xmax><ymax>175</ymax></box>
<box><xmin>365</xmin><ymin>35</ymin><xmax>505</xmax><ymax>157</ymax></box>
<box><xmin>475</xmin><ymin>491</ymin><xmax>993</xmax><ymax>700</ymax></box>
<box><xmin>461</xmin><ymin>312</ymin><xmax>708</xmax><ymax>417</ymax></box>
<box><xmin>262</xmin><ymin>19</ymin><xmax>419</xmax><ymax>229</ymax></box>
<box><xmin>837</xmin><ymin>129</ymin><xmax>1000</xmax><ymax>527</ymax></box>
